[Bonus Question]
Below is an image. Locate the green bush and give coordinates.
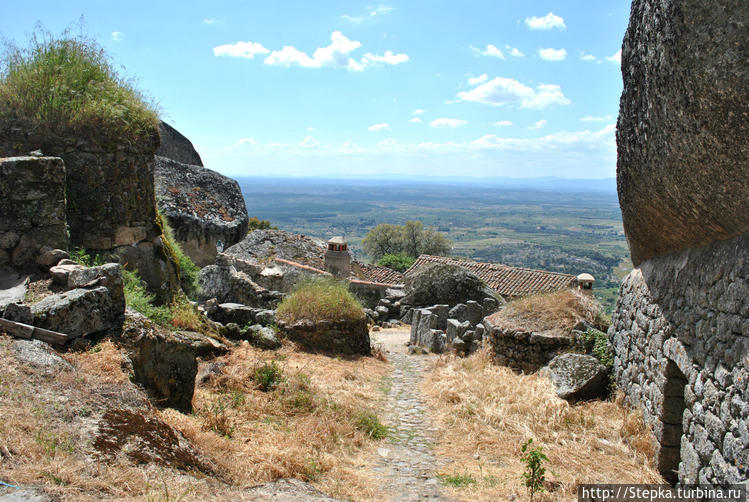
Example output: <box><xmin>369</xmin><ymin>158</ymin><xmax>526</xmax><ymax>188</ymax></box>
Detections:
<box><xmin>377</xmin><ymin>252</ymin><xmax>416</xmax><ymax>272</ymax></box>
<box><xmin>276</xmin><ymin>276</ymin><xmax>365</xmax><ymax>324</ymax></box>
<box><xmin>68</xmin><ymin>247</ymin><xmax>104</xmax><ymax>267</ymax></box>
<box><xmin>354</xmin><ymin>411</ymin><xmax>388</xmax><ymax>440</ymax></box>
<box><xmin>122</xmin><ymin>269</ymin><xmax>171</xmax><ymax>325</ymax></box>
<box><xmin>253</xmin><ymin>361</ymin><xmax>284</xmax><ymax>392</ymax></box>
<box><xmin>0</xmin><ymin>27</ymin><xmax>158</xmax><ymax>145</ymax></box>
<box><xmin>581</xmin><ymin>329</ymin><xmax>614</xmax><ymax>369</ymax></box>
<box><xmin>247</xmin><ymin>216</ymin><xmax>276</xmax><ymax>232</ymax></box>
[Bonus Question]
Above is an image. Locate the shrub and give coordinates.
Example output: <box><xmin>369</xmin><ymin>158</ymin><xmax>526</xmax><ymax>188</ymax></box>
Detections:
<box><xmin>581</xmin><ymin>329</ymin><xmax>614</xmax><ymax>369</ymax></box>
<box><xmin>69</xmin><ymin>247</ymin><xmax>104</xmax><ymax>267</ymax></box>
<box><xmin>276</xmin><ymin>276</ymin><xmax>365</xmax><ymax>324</ymax></box>
<box><xmin>354</xmin><ymin>411</ymin><xmax>388</xmax><ymax>439</ymax></box>
<box><xmin>377</xmin><ymin>252</ymin><xmax>415</xmax><ymax>272</ymax></box>
<box><xmin>0</xmin><ymin>27</ymin><xmax>158</xmax><ymax>146</ymax></box>
<box><xmin>122</xmin><ymin>269</ymin><xmax>171</xmax><ymax>325</ymax></box>
<box><xmin>520</xmin><ymin>438</ymin><xmax>548</xmax><ymax>502</ymax></box>
<box><xmin>253</xmin><ymin>361</ymin><xmax>284</xmax><ymax>392</ymax></box>
<box><xmin>247</xmin><ymin>216</ymin><xmax>276</xmax><ymax>232</ymax></box>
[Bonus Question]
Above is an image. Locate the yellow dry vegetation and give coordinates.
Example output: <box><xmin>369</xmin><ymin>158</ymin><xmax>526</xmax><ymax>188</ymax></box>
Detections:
<box><xmin>0</xmin><ymin>335</ymin><xmax>388</xmax><ymax>501</ymax></box>
<box><xmin>422</xmin><ymin>348</ymin><xmax>664</xmax><ymax>501</ymax></box>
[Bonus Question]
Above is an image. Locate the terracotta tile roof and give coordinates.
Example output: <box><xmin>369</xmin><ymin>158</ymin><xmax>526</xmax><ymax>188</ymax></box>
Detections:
<box><xmin>406</xmin><ymin>255</ymin><xmax>577</xmax><ymax>298</ymax></box>
<box><xmin>355</xmin><ymin>263</ymin><xmax>404</xmax><ymax>286</ymax></box>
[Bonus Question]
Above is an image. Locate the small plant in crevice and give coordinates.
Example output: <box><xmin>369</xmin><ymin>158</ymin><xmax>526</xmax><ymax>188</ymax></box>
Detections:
<box><xmin>520</xmin><ymin>438</ymin><xmax>548</xmax><ymax>502</ymax></box>
<box><xmin>580</xmin><ymin>329</ymin><xmax>614</xmax><ymax>369</ymax></box>
<box><xmin>122</xmin><ymin>269</ymin><xmax>171</xmax><ymax>325</ymax></box>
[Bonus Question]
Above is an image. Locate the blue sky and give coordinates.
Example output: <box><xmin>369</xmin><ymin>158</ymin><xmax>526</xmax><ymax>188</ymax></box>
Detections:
<box><xmin>2</xmin><ymin>1</ymin><xmax>631</xmax><ymax>179</ymax></box>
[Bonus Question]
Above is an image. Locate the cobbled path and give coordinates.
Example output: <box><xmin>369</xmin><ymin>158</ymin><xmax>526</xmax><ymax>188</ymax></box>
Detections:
<box><xmin>371</xmin><ymin>328</ymin><xmax>455</xmax><ymax>502</ymax></box>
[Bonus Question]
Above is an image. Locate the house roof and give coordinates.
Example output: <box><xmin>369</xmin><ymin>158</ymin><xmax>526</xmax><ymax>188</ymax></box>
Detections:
<box><xmin>576</xmin><ymin>273</ymin><xmax>595</xmax><ymax>282</ymax></box>
<box><xmin>406</xmin><ymin>255</ymin><xmax>577</xmax><ymax>298</ymax></box>
<box><xmin>355</xmin><ymin>263</ymin><xmax>404</xmax><ymax>285</ymax></box>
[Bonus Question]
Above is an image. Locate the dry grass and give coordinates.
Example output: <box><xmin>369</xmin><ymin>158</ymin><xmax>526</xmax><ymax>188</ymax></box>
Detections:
<box><xmin>488</xmin><ymin>289</ymin><xmax>606</xmax><ymax>334</ymax></box>
<box><xmin>276</xmin><ymin>276</ymin><xmax>366</xmax><ymax>323</ymax></box>
<box><xmin>0</xmin><ymin>334</ymin><xmax>389</xmax><ymax>501</ymax></box>
<box><xmin>422</xmin><ymin>348</ymin><xmax>663</xmax><ymax>501</ymax></box>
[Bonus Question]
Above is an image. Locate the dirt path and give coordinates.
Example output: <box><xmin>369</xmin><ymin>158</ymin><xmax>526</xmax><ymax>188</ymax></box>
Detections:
<box><xmin>369</xmin><ymin>327</ymin><xmax>455</xmax><ymax>502</ymax></box>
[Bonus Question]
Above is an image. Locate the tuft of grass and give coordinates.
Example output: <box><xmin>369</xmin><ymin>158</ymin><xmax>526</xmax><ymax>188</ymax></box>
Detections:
<box><xmin>157</xmin><ymin>213</ymin><xmax>200</xmax><ymax>299</ymax></box>
<box><xmin>438</xmin><ymin>472</ymin><xmax>477</xmax><ymax>488</ymax></box>
<box><xmin>253</xmin><ymin>361</ymin><xmax>284</xmax><ymax>392</ymax></box>
<box><xmin>276</xmin><ymin>276</ymin><xmax>365</xmax><ymax>324</ymax></box>
<box><xmin>353</xmin><ymin>411</ymin><xmax>388</xmax><ymax>440</ymax></box>
<box><xmin>122</xmin><ymin>269</ymin><xmax>171</xmax><ymax>325</ymax></box>
<box><xmin>0</xmin><ymin>27</ymin><xmax>158</xmax><ymax>146</ymax></box>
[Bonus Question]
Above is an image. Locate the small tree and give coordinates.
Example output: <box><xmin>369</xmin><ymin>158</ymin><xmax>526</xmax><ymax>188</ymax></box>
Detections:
<box><xmin>377</xmin><ymin>253</ymin><xmax>415</xmax><ymax>272</ymax></box>
<box><xmin>362</xmin><ymin>221</ymin><xmax>451</xmax><ymax>263</ymax></box>
<box><xmin>362</xmin><ymin>223</ymin><xmax>403</xmax><ymax>261</ymax></box>
<box><xmin>520</xmin><ymin>438</ymin><xmax>548</xmax><ymax>502</ymax></box>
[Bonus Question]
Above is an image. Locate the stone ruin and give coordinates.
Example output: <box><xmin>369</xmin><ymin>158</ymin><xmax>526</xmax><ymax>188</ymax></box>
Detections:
<box><xmin>609</xmin><ymin>0</ymin><xmax>748</xmax><ymax>485</ymax></box>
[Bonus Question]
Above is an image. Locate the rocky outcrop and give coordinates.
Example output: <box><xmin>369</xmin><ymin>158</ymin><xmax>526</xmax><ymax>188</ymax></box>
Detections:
<box><xmin>403</xmin><ymin>263</ymin><xmax>495</xmax><ymax>308</ymax></box>
<box><xmin>281</xmin><ymin>318</ymin><xmax>370</xmax><ymax>356</ymax></box>
<box><xmin>610</xmin><ymin>0</ymin><xmax>749</xmax><ymax>485</ymax></box>
<box><xmin>154</xmin><ymin>155</ymin><xmax>248</xmax><ymax>267</ymax></box>
<box><xmin>225</xmin><ymin>229</ymin><xmax>327</xmax><ymax>269</ymax></box>
<box><xmin>0</xmin><ymin>156</ymin><xmax>67</xmax><ymax>269</ymax></box>
<box><xmin>155</xmin><ymin>121</ymin><xmax>203</xmax><ymax>166</ymax></box>
<box><xmin>616</xmin><ymin>0</ymin><xmax>749</xmax><ymax>266</ymax></box>
<box><xmin>540</xmin><ymin>353</ymin><xmax>608</xmax><ymax>401</ymax></box>
<box><xmin>198</xmin><ymin>254</ymin><xmax>285</xmax><ymax>309</ymax></box>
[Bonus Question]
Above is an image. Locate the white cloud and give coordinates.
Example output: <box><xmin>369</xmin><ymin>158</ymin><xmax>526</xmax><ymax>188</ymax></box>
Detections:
<box><xmin>377</xmin><ymin>138</ymin><xmax>398</xmax><ymax>147</ymax></box>
<box><xmin>580</xmin><ymin>115</ymin><xmax>613</xmax><ymax>122</ymax></box>
<box><xmin>494</xmin><ymin>120</ymin><xmax>513</xmax><ymax>127</ymax></box>
<box><xmin>538</xmin><ymin>48</ymin><xmax>567</xmax><ymax>61</ymax></box>
<box><xmin>605</xmin><ymin>49</ymin><xmax>622</xmax><ymax>65</ymax></box>
<box><xmin>214</xmin><ymin>41</ymin><xmax>270</xmax><ymax>59</ymax></box>
<box><xmin>430</xmin><ymin>118</ymin><xmax>468</xmax><ymax>128</ymax></box>
<box><xmin>579</xmin><ymin>52</ymin><xmax>597</xmax><ymax>61</ymax></box>
<box><xmin>457</xmin><ymin>77</ymin><xmax>571</xmax><ymax>109</ymax></box>
<box><xmin>307</xmin><ymin>126</ymin><xmax>316</xmax><ymax>131</ymax></box>
<box><xmin>528</xmin><ymin>119</ymin><xmax>547</xmax><ymax>130</ymax></box>
<box><xmin>412</xmin><ymin>109</ymin><xmax>425</xmax><ymax>115</ymax></box>
<box><xmin>368</xmin><ymin>123</ymin><xmax>391</xmax><ymax>131</ymax></box>
<box><xmin>203</xmin><ymin>18</ymin><xmax>219</xmax><ymax>25</ymax></box>
<box><xmin>524</xmin><ymin>12</ymin><xmax>566</xmax><ymax>30</ymax></box>
<box><xmin>213</xmin><ymin>32</ymin><xmax>408</xmax><ymax>71</ymax></box>
<box><xmin>409</xmin><ymin>117</ymin><xmax>423</xmax><ymax>123</ymax></box>
<box><xmin>342</xmin><ymin>4</ymin><xmax>393</xmax><ymax>23</ymax></box>
<box><xmin>236</xmin><ymin>137</ymin><xmax>256</xmax><ymax>146</ymax></box>
<box><xmin>471</xmin><ymin>124</ymin><xmax>615</xmax><ymax>151</ymax></box>
<box><xmin>471</xmin><ymin>44</ymin><xmax>505</xmax><ymax>59</ymax></box>
<box><xmin>300</xmin><ymin>136</ymin><xmax>319</xmax><ymax>148</ymax></box>
<box><xmin>111</xmin><ymin>31</ymin><xmax>123</xmax><ymax>42</ymax></box>
<box><xmin>506</xmin><ymin>45</ymin><xmax>525</xmax><ymax>57</ymax></box>
<box><xmin>468</xmin><ymin>74</ymin><xmax>488</xmax><ymax>85</ymax></box>
<box><xmin>361</xmin><ymin>50</ymin><xmax>409</xmax><ymax>66</ymax></box>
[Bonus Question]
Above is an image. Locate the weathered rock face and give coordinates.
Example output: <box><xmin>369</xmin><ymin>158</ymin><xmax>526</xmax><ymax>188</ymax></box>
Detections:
<box><xmin>226</xmin><ymin>229</ymin><xmax>327</xmax><ymax>267</ymax></box>
<box><xmin>0</xmin><ymin>156</ymin><xmax>67</xmax><ymax>269</ymax></box>
<box><xmin>540</xmin><ymin>353</ymin><xmax>608</xmax><ymax>402</ymax></box>
<box><xmin>282</xmin><ymin>318</ymin><xmax>371</xmax><ymax>356</ymax></box>
<box><xmin>155</xmin><ymin>121</ymin><xmax>203</xmax><ymax>166</ymax></box>
<box><xmin>403</xmin><ymin>263</ymin><xmax>495</xmax><ymax>308</ymax></box>
<box><xmin>154</xmin><ymin>155</ymin><xmax>248</xmax><ymax>267</ymax></box>
<box><xmin>31</xmin><ymin>285</ymin><xmax>124</xmax><ymax>338</ymax></box>
<box><xmin>616</xmin><ymin>0</ymin><xmax>749</xmax><ymax>266</ymax></box>
<box><xmin>198</xmin><ymin>254</ymin><xmax>285</xmax><ymax>309</ymax></box>
<box><xmin>609</xmin><ymin>233</ymin><xmax>749</xmax><ymax>485</ymax></box>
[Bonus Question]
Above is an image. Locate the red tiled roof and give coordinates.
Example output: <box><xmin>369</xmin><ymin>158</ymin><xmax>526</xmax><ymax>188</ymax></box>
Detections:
<box><xmin>406</xmin><ymin>255</ymin><xmax>577</xmax><ymax>298</ymax></box>
<box><xmin>355</xmin><ymin>263</ymin><xmax>404</xmax><ymax>285</ymax></box>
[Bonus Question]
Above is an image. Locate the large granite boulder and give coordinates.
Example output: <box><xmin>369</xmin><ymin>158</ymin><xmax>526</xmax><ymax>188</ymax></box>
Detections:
<box><xmin>31</xmin><ymin>285</ymin><xmax>124</xmax><ymax>338</ymax></box>
<box><xmin>616</xmin><ymin>0</ymin><xmax>749</xmax><ymax>266</ymax></box>
<box><xmin>154</xmin><ymin>155</ymin><xmax>249</xmax><ymax>267</ymax></box>
<box><xmin>403</xmin><ymin>263</ymin><xmax>495</xmax><ymax>307</ymax></box>
<box><xmin>541</xmin><ymin>353</ymin><xmax>609</xmax><ymax>401</ymax></box>
<box><xmin>225</xmin><ymin>229</ymin><xmax>327</xmax><ymax>267</ymax></box>
<box><xmin>155</xmin><ymin>120</ymin><xmax>204</xmax><ymax>166</ymax></box>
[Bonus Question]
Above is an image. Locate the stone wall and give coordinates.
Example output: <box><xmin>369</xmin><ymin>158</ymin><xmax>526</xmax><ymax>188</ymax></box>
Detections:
<box><xmin>483</xmin><ymin>319</ymin><xmax>574</xmax><ymax>373</ymax></box>
<box><xmin>0</xmin><ymin>156</ymin><xmax>67</xmax><ymax>269</ymax></box>
<box><xmin>282</xmin><ymin>318</ymin><xmax>371</xmax><ymax>356</ymax></box>
<box><xmin>609</xmin><ymin>233</ymin><xmax>748</xmax><ymax>484</ymax></box>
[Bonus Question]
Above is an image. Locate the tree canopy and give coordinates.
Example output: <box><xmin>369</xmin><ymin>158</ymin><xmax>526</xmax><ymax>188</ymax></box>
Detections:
<box><xmin>363</xmin><ymin>221</ymin><xmax>451</xmax><ymax>263</ymax></box>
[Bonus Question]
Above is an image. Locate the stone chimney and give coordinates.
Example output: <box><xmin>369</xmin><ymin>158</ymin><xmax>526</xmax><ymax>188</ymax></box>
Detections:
<box><xmin>324</xmin><ymin>236</ymin><xmax>351</xmax><ymax>278</ymax></box>
<box><xmin>576</xmin><ymin>273</ymin><xmax>595</xmax><ymax>295</ymax></box>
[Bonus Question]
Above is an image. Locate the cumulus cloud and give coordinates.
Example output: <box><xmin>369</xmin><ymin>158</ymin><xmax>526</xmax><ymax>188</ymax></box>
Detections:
<box><xmin>580</xmin><ymin>115</ymin><xmax>613</xmax><ymax>122</ymax></box>
<box><xmin>409</xmin><ymin>117</ymin><xmax>423</xmax><ymax>123</ymax></box>
<box><xmin>368</xmin><ymin>123</ymin><xmax>390</xmax><ymax>131</ymax></box>
<box><xmin>538</xmin><ymin>48</ymin><xmax>567</xmax><ymax>61</ymax></box>
<box><xmin>342</xmin><ymin>4</ymin><xmax>394</xmax><ymax>23</ymax></box>
<box><xmin>214</xmin><ymin>41</ymin><xmax>270</xmax><ymax>59</ymax></box>
<box><xmin>471</xmin><ymin>44</ymin><xmax>505</xmax><ymax>59</ymax></box>
<box><xmin>506</xmin><ymin>45</ymin><xmax>525</xmax><ymax>57</ymax></box>
<box><xmin>468</xmin><ymin>74</ymin><xmax>488</xmax><ymax>85</ymax></box>
<box><xmin>528</xmin><ymin>119</ymin><xmax>547</xmax><ymax>130</ymax></box>
<box><xmin>412</xmin><ymin>109</ymin><xmax>425</xmax><ymax>115</ymax></box>
<box><xmin>494</xmin><ymin>120</ymin><xmax>513</xmax><ymax>127</ymax></box>
<box><xmin>111</xmin><ymin>31</ymin><xmax>123</xmax><ymax>42</ymax></box>
<box><xmin>579</xmin><ymin>52</ymin><xmax>597</xmax><ymax>61</ymax></box>
<box><xmin>300</xmin><ymin>136</ymin><xmax>319</xmax><ymax>148</ymax></box>
<box><xmin>524</xmin><ymin>12</ymin><xmax>566</xmax><ymax>30</ymax></box>
<box><xmin>605</xmin><ymin>49</ymin><xmax>622</xmax><ymax>65</ymax></box>
<box><xmin>378</xmin><ymin>138</ymin><xmax>398</xmax><ymax>147</ymax></box>
<box><xmin>456</xmin><ymin>76</ymin><xmax>571</xmax><ymax>109</ymax></box>
<box><xmin>236</xmin><ymin>137</ymin><xmax>257</xmax><ymax>146</ymax></box>
<box><xmin>203</xmin><ymin>18</ymin><xmax>219</xmax><ymax>25</ymax></box>
<box><xmin>430</xmin><ymin>118</ymin><xmax>467</xmax><ymax>128</ymax></box>
<box><xmin>214</xmin><ymin>32</ymin><xmax>408</xmax><ymax>71</ymax></box>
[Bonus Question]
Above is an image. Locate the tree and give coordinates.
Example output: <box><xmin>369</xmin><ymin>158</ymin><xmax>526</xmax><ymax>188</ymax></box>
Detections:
<box><xmin>401</xmin><ymin>221</ymin><xmax>424</xmax><ymax>258</ymax></box>
<box><xmin>362</xmin><ymin>221</ymin><xmax>452</xmax><ymax>264</ymax></box>
<box><xmin>362</xmin><ymin>223</ymin><xmax>403</xmax><ymax>261</ymax></box>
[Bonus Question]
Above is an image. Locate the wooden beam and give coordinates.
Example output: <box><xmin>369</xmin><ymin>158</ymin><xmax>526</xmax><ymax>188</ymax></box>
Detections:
<box><xmin>0</xmin><ymin>318</ymin><xmax>68</xmax><ymax>346</ymax></box>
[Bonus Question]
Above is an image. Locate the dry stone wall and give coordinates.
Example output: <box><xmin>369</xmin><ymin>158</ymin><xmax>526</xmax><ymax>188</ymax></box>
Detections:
<box><xmin>0</xmin><ymin>156</ymin><xmax>67</xmax><ymax>268</ymax></box>
<box><xmin>610</xmin><ymin>233</ymin><xmax>748</xmax><ymax>485</ymax></box>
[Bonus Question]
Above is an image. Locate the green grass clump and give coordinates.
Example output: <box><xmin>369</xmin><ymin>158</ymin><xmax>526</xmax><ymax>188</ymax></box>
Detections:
<box><xmin>438</xmin><ymin>472</ymin><xmax>477</xmax><ymax>487</ymax></box>
<box><xmin>0</xmin><ymin>27</ymin><xmax>158</xmax><ymax>146</ymax></box>
<box><xmin>253</xmin><ymin>361</ymin><xmax>284</xmax><ymax>392</ymax></box>
<box><xmin>123</xmin><ymin>269</ymin><xmax>171</xmax><ymax>325</ymax></box>
<box><xmin>158</xmin><ymin>212</ymin><xmax>200</xmax><ymax>299</ymax></box>
<box><xmin>354</xmin><ymin>411</ymin><xmax>388</xmax><ymax>440</ymax></box>
<box><xmin>276</xmin><ymin>276</ymin><xmax>365</xmax><ymax>324</ymax></box>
